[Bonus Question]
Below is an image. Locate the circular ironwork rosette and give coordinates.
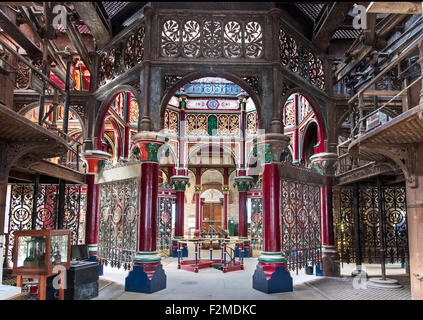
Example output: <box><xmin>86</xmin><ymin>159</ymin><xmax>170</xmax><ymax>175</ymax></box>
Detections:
<box><xmin>386</xmin><ymin>209</ymin><xmax>405</xmax><ymax>227</ymax></box>
<box><xmin>63</xmin><ymin>208</ymin><xmax>76</xmax><ymax>224</ymax></box>
<box><xmin>296</xmin><ymin>207</ymin><xmax>307</xmax><ymax>227</ymax></box>
<box><xmin>101</xmin><ymin>207</ymin><xmax>110</xmax><ymax>222</ymax></box>
<box><xmin>283</xmin><ymin>206</ymin><xmax>295</xmax><ymax>226</ymax></box>
<box><xmin>365</xmin><ymin>209</ymin><xmax>379</xmax><ymax>226</ymax></box>
<box><xmin>161</xmin><ymin>212</ymin><xmax>170</xmax><ymax>224</ymax></box>
<box><xmin>112</xmin><ymin>204</ymin><xmax>122</xmax><ymax>224</ymax></box>
<box><xmin>126</xmin><ymin>206</ymin><xmax>137</xmax><ymax>223</ymax></box>
<box><xmin>38</xmin><ymin>208</ymin><xmax>53</xmax><ymax>225</ymax></box>
<box><xmin>12</xmin><ymin>207</ymin><xmax>31</xmax><ymax>225</ymax></box>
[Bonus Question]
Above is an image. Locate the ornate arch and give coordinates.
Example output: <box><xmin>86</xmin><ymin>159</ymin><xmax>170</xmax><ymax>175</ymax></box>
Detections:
<box><xmin>94</xmin><ymin>84</ymin><xmax>140</xmax><ymax>142</ymax></box>
<box><xmin>186</xmin><ymin>143</ymin><xmax>239</xmax><ymax>169</ymax></box>
<box><xmin>159</xmin><ymin>71</ymin><xmax>263</xmax><ymax>130</ymax></box>
<box><xmin>17</xmin><ymin>100</ymin><xmax>87</xmax><ymax>139</ymax></box>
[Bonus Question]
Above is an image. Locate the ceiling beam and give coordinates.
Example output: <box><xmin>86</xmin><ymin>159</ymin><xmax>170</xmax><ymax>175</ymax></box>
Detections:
<box><xmin>0</xmin><ymin>7</ymin><xmax>41</xmax><ymax>57</ymax></box>
<box><xmin>367</xmin><ymin>2</ymin><xmax>422</xmax><ymax>14</ymax></box>
<box><xmin>72</xmin><ymin>2</ymin><xmax>110</xmax><ymax>49</ymax></box>
<box><xmin>312</xmin><ymin>2</ymin><xmax>354</xmax><ymax>52</ymax></box>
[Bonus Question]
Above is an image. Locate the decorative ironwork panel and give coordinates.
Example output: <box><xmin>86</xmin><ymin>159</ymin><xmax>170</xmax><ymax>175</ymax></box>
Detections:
<box><xmin>6</xmin><ymin>184</ymin><xmax>33</xmax><ymax>264</ymax></box>
<box><xmin>278</xmin><ymin>25</ymin><xmax>325</xmax><ymax>90</ymax></box>
<box><xmin>6</xmin><ymin>183</ymin><xmax>84</xmax><ymax>265</ymax></box>
<box><xmin>35</xmin><ymin>185</ymin><xmax>57</xmax><ymax>230</ymax></box>
<box><xmin>333</xmin><ymin>185</ymin><xmax>408</xmax><ymax>265</ymax></box>
<box><xmin>62</xmin><ymin>185</ymin><xmax>83</xmax><ymax>245</ymax></box>
<box><xmin>383</xmin><ymin>186</ymin><xmax>408</xmax><ymax>263</ymax></box>
<box><xmin>98</xmin><ymin>180</ymin><xmax>139</xmax><ymax>270</ymax></box>
<box><xmin>159</xmin><ymin>15</ymin><xmax>264</xmax><ymax>60</ymax></box>
<box><xmin>157</xmin><ymin>196</ymin><xmax>174</xmax><ymax>253</ymax></box>
<box><xmin>280</xmin><ymin>180</ymin><xmax>322</xmax><ymax>274</ymax></box>
<box><xmin>359</xmin><ymin>187</ymin><xmax>380</xmax><ymax>263</ymax></box>
<box><xmin>333</xmin><ymin>187</ymin><xmax>355</xmax><ymax>264</ymax></box>
<box><xmin>250</xmin><ymin>198</ymin><xmax>263</xmax><ymax>251</ymax></box>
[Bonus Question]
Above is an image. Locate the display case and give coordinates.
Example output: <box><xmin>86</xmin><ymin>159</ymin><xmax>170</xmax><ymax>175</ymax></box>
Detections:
<box><xmin>12</xmin><ymin>230</ymin><xmax>71</xmax><ymax>276</ymax></box>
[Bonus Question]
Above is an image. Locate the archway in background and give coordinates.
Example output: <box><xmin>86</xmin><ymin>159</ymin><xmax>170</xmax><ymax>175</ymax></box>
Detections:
<box><xmin>282</xmin><ymin>92</ymin><xmax>324</xmax><ymax>165</ymax></box>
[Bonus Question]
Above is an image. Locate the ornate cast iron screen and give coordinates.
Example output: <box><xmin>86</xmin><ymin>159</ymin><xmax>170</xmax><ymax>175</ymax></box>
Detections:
<box><xmin>157</xmin><ymin>192</ymin><xmax>175</xmax><ymax>254</ymax></box>
<box><xmin>334</xmin><ymin>185</ymin><xmax>408</xmax><ymax>265</ymax></box>
<box><xmin>159</xmin><ymin>15</ymin><xmax>265</xmax><ymax>59</ymax></box>
<box><xmin>280</xmin><ymin>179</ymin><xmax>322</xmax><ymax>274</ymax></box>
<box><xmin>249</xmin><ymin>197</ymin><xmax>263</xmax><ymax>251</ymax></box>
<box><xmin>98</xmin><ymin>179</ymin><xmax>139</xmax><ymax>270</ymax></box>
<box><xmin>5</xmin><ymin>183</ymin><xmax>85</xmax><ymax>265</ymax></box>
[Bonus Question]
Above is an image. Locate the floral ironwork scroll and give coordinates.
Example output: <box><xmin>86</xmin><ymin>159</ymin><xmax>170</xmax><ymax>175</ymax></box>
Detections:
<box><xmin>98</xmin><ymin>24</ymin><xmax>145</xmax><ymax>86</ymax></box>
<box><xmin>98</xmin><ymin>179</ymin><xmax>139</xmax><ymax>270</ymax></box>
<box><xmin>160</xmin><ymin>16</ymin><xmax>264</xmax><ymax>60</ymax></box>
<box><xmin>280</xmin><ymin>180</ymin><xmax>322</xmax><ymax>274</ymax></box>
<box><xmin>278</xmin><ymin>25</ymin><xmax>325</xmax><ymax>90</ymax></box>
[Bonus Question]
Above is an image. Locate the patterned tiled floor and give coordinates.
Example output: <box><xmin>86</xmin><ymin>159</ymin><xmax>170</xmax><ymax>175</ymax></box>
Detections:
<box><xmin>304</xmin><ymin>275</ymin><xmax>411</xmax><ymax>300</ymax></box>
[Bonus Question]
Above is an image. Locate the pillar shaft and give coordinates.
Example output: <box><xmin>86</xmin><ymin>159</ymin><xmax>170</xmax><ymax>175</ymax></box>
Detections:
<box><xmin>262</xmin><ymin>163</ymin><xmax>281</xmax><ymax>253</ymax></box>
<box><xmin>223</xmin><ymin>192</ymin><xmax>228</xmax><ymax>231</ymax></box>
<box><xmin>238</xmin><ymin>191</ymin><xmax>248</xmax><ymax>238</ymax></box>
<box><xmin>194</xmin><ymin>192</ymin><xmax>201</xmax><ymax>237</ymax></box>
<box><xmin>174</xmin><ymin>190</ymin><xmax>185</xmax><ymax>238</ymax></box>
<box><xmin>321</xmin><ymin>176</ymin><xmax>335</xmax><ymax>246</ymax></box>
<box><xmin>406</xmin><ymin>175</ymin><xmax>423</xmax><ymax>300</ymax></box>
<box><xmin>138</xmin><ymin>161</ymin><xmax>159</xmax><ymax>252</ymax></box>
<box><xmin>85</xmin><ymin>174</ymin><xmax>99</xmax><ymax>252</ymax></box>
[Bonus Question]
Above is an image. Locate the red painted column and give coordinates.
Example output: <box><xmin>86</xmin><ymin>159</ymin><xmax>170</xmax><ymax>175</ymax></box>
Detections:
<box><xmin>238</xmin><ymin>191</ymin><xmax>248</xmax><ymax>238</ymax></box>
<box><xmin>125</xmin><ymin>131</ymin><xmax>168</xmax><ymax>293</ymax></box>
<box><xmin>222</xmin><ymin>168</ymin><xmax>229</xmax><ymax>235</ymax></box>
<box><xmin>262</xmin><ymin>163</ymin><xmax>281</xmax><ymax>253</ymax></box>
<box><xmin>234</xmin><ymin>174</ymin><xmax>253</xmax><ymax>239</ymax></box>
<box><xmin>310</xmin><ymin>152</ymin><xmax>340</xmax><ymax>276</ymax></box>
<box><xmin>131</xmin><ymin>132</ymin><xmax>168</xmax><ymax>270</ymax></box>
<box><xmin>81</xmin><ymin>150</ymin><xmax>111</xmax><ymax>258</ymax></box>
<box><xmin>138</xmin><ymin>161</ymin><xmax>159</xmax><ymax>252</ymax></box>
<box><xmin>170</xmin><ymin>174</ymin><xmax>189</xmax><ymax>257</ymax></box>
<box><xmin>194</xmin><ymin>168</ymin><xmax>201</xmax><ymax>237</ymax></box>
<box><xmin>321</xmin><ymin>176</ymin><xmax>334</xmax><ymax>246</ymax></box>
<box><xmin>174</xmin><ymin>190</ymin><xmax>185</xmax><ymax>237</ymax></box>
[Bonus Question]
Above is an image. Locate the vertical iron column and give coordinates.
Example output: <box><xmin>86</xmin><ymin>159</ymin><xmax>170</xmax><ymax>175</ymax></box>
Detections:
<box><xmin>125</xmin><ymin>132</ymin><xmax>167</xmax><ymax>293</ymax></box>
<box><xmin>170</xmin><ymin>174</ymin><xmax>189</xmax><ymax>257</ymax></box>
<box><xmin>81</xmin><ymin>151</ymin><xmax>111</xmax><ymax>265</ymax></box>
<box><xmin>62</xmin><ymin>57</ymin><xmax>73</xmax><ymax>135</ymax></box>
<box><xmin>377</xmin><ymin>176</ymin><xmax>387</xmax><ymax>280</ymax></box>
<box><xmin>31</xmin><ymin>174</ymin><xmax>40</xmax><ymax>230</ymax></box>
<box><xmin>352</xmin><ymin>182</ymin><xmax>363</xmax><ymax>275</ymax></box>
<box><xmin>57</xmin><ymin>180</ymin><xmax>66</xmax><ymax>229</ymax></box>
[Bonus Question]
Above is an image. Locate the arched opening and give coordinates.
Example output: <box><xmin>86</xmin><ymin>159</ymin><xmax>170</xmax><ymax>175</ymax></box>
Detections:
<box><xmin>97</xmin><ymin>90</ymin><xmax>139</xmax><ymax>163</ymax></box>
<box><xmin>282</xmin><ymin>92</ymin><xmax>324</xmax><ymax>165</ymax></box>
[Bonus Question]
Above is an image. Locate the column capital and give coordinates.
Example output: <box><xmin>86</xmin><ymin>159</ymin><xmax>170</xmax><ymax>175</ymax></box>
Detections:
<box><xmin>170</xmin><ymin>175</ymin><xmax>190</xmax><ymax>191</ymax></box>
<box><xmin>310</xmin><ymin>152</ymin><xmax>338</xmax><ymax>176</ymax></box>
<box><xmin>132</xmin><ymin>131</ymin><xmax>169</xmax><ymax>162</ymax></box>
<box><xmin>222</xmin><ymin>185</ymin><xmax>230</xmax><ymax>193</ymax></box>
<box><xmin>233</xmin><ymin>176</ymin><xmax>254</xmax><ymax>192</ymax></box>
<box><xmin>254</xmin><ymin>133</ymin><xmax>290</xmax><ymax>164</ymax></box>
<box><xmin>81</xmin><ymin>150</ymin><xmax>112</xmax><ymax>174</ymax></box>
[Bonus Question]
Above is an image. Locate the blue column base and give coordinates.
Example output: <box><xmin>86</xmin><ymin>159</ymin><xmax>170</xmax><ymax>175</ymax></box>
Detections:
<box><xmin>125</xmin><ymin>264</ymin><xmax>167</xmax><ymax>293</ymax></box>
<box><xmin>252</xmin><ymin>264</ymin><xmax>293</xmax><ymax>293</ymax></box>
<box><xmin>172</xmin><ymin>243</ymin><xmax>188</xmax><ymax>257</ymax></box>
<box><xmin>234</xmin><ymin>246</ymin><xmax>249</xmax><ymax>258</ymax></box>
<box><xmin>88</xmin><ymin>255</ymin><xmax>103</xmax><ymax>276</ymax></box>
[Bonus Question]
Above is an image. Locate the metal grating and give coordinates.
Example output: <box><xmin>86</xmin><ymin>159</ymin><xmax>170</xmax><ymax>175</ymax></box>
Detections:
<box><xmin>295</xmin><ymin>3</ymin><xmax>325</xmax><ymax>21</ymax></box>
<box><xmin>56</xmin><ymin>25</ymin><xmax>91</xmax><ymax>34</ymax></box>
<box><xmin>102</xmin><ymin>1</ymin><xmax>129</xmax><ymax>18</ymax></box>
<box><xmin>332</xmin><ymin>29</ymin><xmax>362</xmax><ymax>39</ymax></box>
